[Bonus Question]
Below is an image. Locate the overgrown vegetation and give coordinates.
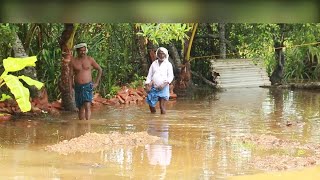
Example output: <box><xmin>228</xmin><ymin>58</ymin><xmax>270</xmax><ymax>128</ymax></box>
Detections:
<box><xmin>74</xmin><ymin>23</ymin><xmax>137</xmax><ymax>98</ymax></box>
<box><xmin>0</xmin><ymin>56</ymin><xmax>44</xmax><ymax>112</ymax></box>
<box><xmin>0</xmin><ymin>24</ymin><xmax>16</xmax><ymax>61</ymax></box>
<box><xmin>1</xmin><ymin>23</ymin><xmax>320</xmax><ymax>103</ymax></box>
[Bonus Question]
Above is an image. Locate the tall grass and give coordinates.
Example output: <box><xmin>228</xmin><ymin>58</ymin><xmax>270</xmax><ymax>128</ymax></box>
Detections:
<box><xmin>36</xmin><ymin>48</ymin><xmax>62</xmax><ymax>101</ymax></box>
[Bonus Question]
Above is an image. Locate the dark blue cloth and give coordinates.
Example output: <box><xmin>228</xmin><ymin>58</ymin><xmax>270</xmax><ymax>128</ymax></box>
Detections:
<box><xmin>146</xmin><ymin>85</ymin><xmax>169</xmax><ymax>107</ymax></box>
<box><xmin>74</xmin><ymin>82</ymin><xmax>93</xmax><ymax>108</ymax></box>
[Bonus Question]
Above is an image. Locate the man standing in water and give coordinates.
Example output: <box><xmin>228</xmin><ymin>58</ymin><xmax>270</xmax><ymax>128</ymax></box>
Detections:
<box><xmin>145</xmin><ymin>47</ymin><xmax>174</xmax><ymax>114</ymax></box>
<box><xmin>71</xmin><ymin>43</ymin><xmax>102</xmax><ymax>120</ymax></box>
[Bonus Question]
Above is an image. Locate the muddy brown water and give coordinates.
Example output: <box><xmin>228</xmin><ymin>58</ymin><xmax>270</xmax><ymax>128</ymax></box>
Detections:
<box><xmin>1</xmin><ymin>87</ymin><xmax>320</xmax><ymax>179</ymax></box>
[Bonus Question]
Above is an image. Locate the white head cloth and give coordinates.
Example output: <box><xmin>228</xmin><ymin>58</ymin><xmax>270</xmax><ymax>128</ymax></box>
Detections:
<box><xmin>74</xmin><ymin>43</ymin><xmax>88</xmax><ymax>53</ymax></box>
<box><xmin>156</xmin><ymin>47</ymin><xmax>169</xmax><ymax>61</ymax></box>
<box><xmin>152</xmin><ymin>47</ymin><xmax>170</xmax><ymax>87</ymax></box>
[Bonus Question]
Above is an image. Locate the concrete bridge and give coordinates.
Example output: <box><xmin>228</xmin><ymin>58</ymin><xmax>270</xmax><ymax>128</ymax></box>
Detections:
<box><xmin>210</xmin><ymin>59</ymin><xmax>271</xmax><ymax>88</ymax></box>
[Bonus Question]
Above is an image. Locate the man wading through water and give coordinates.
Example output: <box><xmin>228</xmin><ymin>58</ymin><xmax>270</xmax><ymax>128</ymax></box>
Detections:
<box><xmin>71</xmin><ymin>43</ymin><xmax>102</xmax><ymax>120</ymax></box>
<box><xmin>144</xmin><ymin>47</ymin><xmax>174</xmax><ymax>114</ymax></box>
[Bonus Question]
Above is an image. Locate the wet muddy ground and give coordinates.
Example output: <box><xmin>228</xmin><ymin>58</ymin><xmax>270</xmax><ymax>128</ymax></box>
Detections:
<box><xmin>46</xmin><ymin>132</ymin><xmax>161</xmax><ymax>155</ymax></box>
<box><xmin>1</xmin><ymin>87</ymin><xmax>320</xmax><ymax>179</ymax></box>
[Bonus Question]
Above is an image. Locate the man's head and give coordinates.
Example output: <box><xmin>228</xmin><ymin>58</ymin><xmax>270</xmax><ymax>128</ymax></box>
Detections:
<box><xmin>156</xmin><ymin>47</ymin><xmax>169</xmax><ymax>62</ymax></box>
<box><xmin>74</xmin><ymin>43</ymin><xmax>88</xmax><ymax>57</ymax></box>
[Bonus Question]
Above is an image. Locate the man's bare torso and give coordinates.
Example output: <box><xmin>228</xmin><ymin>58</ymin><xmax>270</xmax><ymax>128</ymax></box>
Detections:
<box><xmin>71</xmin><ymin>56</ymin><xmax>93</xmax><ymax>84</ymax></box>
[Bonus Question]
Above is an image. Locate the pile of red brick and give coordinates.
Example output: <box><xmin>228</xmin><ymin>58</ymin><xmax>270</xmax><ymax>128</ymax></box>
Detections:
<box><xmin>0</xmin><ymin>86</ymin><xmax>177</xmax><ymax>121</ymax></box>
<box><xmin>93</xmin><ymin>86</ymin><xmax>177</xmax><ymax>106</ymax></box>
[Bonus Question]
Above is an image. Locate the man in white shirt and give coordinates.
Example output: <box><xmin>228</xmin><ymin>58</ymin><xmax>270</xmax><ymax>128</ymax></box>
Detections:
<box><xmin>144</xmin><ymin>47</ymin><xmax>174</xmax><ymax>114</ymax></box>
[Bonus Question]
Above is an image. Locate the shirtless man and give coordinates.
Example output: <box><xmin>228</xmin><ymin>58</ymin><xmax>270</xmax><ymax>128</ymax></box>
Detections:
<box><xmin>70</xmin><ymin>43</ymin><xmax>102</xmax><ymax>120</ymax></box>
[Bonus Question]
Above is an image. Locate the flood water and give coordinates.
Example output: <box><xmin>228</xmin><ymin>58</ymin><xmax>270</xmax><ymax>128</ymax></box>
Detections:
<box><xmin>1</xmin><ymin>87</ymin><xmax>320</xmax><ymax>179</ymax></box>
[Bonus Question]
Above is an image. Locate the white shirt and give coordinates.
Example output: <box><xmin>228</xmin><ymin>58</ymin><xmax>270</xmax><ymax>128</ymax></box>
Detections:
<box><xmin>145</xmin><ymin>59</ymin><xmax>174</xmax><ymax>87</ymax></box>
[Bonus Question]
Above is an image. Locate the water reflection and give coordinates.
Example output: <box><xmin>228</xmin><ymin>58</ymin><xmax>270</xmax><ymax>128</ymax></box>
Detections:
<box><xmin>60</xmin><ymin>121</ymin><xmax>92</xmax><ymax>140</ymax></box>
<box><xmin>145</xmin><ymin>119</ymin><xmax>172</xmax><ymax>166</ymax></box>
<box><xmin>2</xmin><ymin>88</ymin><xmax>320</xmax><ymax>179</ymax></box>
<box><xmin>262</xmin><ymin>89</ymin><xmax>320</xmax><ymax>141</ymax></box>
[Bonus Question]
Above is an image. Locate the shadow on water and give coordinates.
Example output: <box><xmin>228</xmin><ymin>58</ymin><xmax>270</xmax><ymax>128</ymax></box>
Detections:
<box><xmin>1</xmin><ymin>87</ymin><xmax>320</xmax><ymax>179</ymax></box>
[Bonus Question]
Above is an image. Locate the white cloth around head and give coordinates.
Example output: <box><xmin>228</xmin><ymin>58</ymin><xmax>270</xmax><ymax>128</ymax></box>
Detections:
<box><xmin>156</xmin><ymin>47</ymin><xmax>169</xmax><ymax>61</ymax></box>
<box><xmin>74</xmin><ymin>43</ymin><xmax>88</xmax><ymax>53</ymax></box>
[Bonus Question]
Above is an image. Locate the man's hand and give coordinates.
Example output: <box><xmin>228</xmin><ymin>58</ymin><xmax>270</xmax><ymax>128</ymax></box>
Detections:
<box><xmin>144</xmin><ymin>83</ymin><xmax>152</xmax><ymax>93</ymax></box>
<box><xmin>157</xmin><ymin>81</ymin><xmax>169</xmax><ymax>90</ymax></box>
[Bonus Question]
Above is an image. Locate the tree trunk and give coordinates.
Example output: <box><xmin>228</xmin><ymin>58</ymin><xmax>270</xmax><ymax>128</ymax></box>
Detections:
<box><xmin>218</xmin><ymin>23</ymin><xmax>226</xmax><ymax>59</ymax></box>
<box><xmin>12</xmin><ymin>33</ymin><xmax>39</xmax><ymax>98</ymax></box>
<box><xmin>191</xmin><ymin>71</ymin><xmax>216</xmax><ymax>88</ymax></box>
<box><xmin>175</xmin><ymin>23</ymin><xmax>198</xmax><ymax>92</ymax></box>
<box><xmin>270</xmin><ymin>24</ymin><xmax>285</xmax><ymax>85</ymax></box>
<box><xmin>58</xmin><ymin>23</ymin><xmax>77</xmax><ymax>111</ymax></box>
<box><xmin>134</xmin><ymin>25</ymin><xmax>149</xmax><ymax>75</ymax></box>
<box><xmin>146</xmin><ymin>40</ymin><xmax>157</xmax><ymax>64</ymax></box>
<box><xmin>206</xmin><ymin>23</ymin><xmax>217</xmax><ymax>54</ymax></box>
<box><xmin>23</xmin><ymin>23</ymin><xmax>37</xmax><ymax>55</ymax></box>
<box><xmin>184</xmin><ymin>23</ymin><xmax>198</xmax><ymax>63</ymax></box>
<box><xmin>195</xmin><ymin>34</ymin><xmax>240</xmax><ymax>57</ymax></box>
<box><xmin>168</xmin><ymin>43</ymin><xmax>182</xmax><ymax>76</ymax></box>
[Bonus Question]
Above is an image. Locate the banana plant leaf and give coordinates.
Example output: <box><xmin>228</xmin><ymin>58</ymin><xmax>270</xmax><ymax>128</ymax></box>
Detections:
<box><xmin>19</xmin><ymin>75</ymin><xmax>44</xmax><ymax>89</ymax></box>
<box><xmin>3</xmin><ymin>56</ymin><xmax>37</xmax><ymax>72</ymax></box>
<box><xmin>2</xmin><ymin>74</ymin><xmax>31</xmax><ymax>112</ymax></box>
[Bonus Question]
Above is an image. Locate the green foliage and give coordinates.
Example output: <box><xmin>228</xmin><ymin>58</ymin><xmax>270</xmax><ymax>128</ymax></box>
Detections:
<box><xmin>283</xmin><ymin>23</ymin><xmax>320</xmax><ymax>80</ymax></box>
<box><xmin>229</xmin><ymin>23</ymin><xmax>277</xmax><ymax>74</ymax></box>
<box><xmin>105</xmin><ymin>85</ymin><xmax>121</xmax><ymax>99</ymax></box>
<box><xmin>191</xmin><ymin>59</ymin><xmax>212</xmax><ymax>85</ymax></box>
<box><xmin>2</xmin><ymin>22</ymin><xmax>320</xmax><ymax>103</ymax></box>
<box><xmin>22</xmin><ymin>23</ymin><xmax>65</xmax><ymax>101</ymax></box>
<box><xmin>2</xmin><ymin>74</ymin><xmax>31</xmax><ymax>111</ymax></box>
<box><xmin>136</xmin><ymin>23</ymin><xmax>191</xmax><ymax>45</ymax></box>
<box><xmin>0</xmin><ymin>24</ymin><xmax>16</xmax><ymax>61</ymax></box>
<box><xmin>284</xmin><ymin>47</ymin><xmax>307</xmax><ymax>79</ymax></box>
<box><xmin>0</xmin><ymin>94</ymin><xmax>12</xmax><ymax>101</ymax></box>
<box><xmin>0</xmin><ymin>56</ymin><xmax>44</xmax><ymax>112</ymax></box>
<box><xmin>129</xmin><ymin>74</ymin><xmax>146</xmax><ymax>89</ymax></box>
<box><xmin>36</xmin><ymin>48</ymin><xmax>62</xmax><ymax>101</ymax></box>
<box><xmin>3</xmin><ymin>56</ymin><xmax>37</xmax><ymax>71</ymax></box>
<box><xmin>191</xmin><ymin>24</ymin><xmax>219</xmax><ymax>84</ymax></box>
<box><xmin>75</xmin><ymin>23</ymin><xmax>137</xmax><ymax>97</ymax></box>
<box><xmin>225</xmin><ymin>23</ymin><xmax>320</xmax><ymax>81</ymax></box>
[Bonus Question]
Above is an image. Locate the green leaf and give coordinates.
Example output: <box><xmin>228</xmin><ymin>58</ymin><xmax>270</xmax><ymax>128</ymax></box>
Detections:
<box><xmin>137</xmin><ymin>23</ymin><xmax>190</xmax><ymax>45</ymax></box>
<box><xmin>0</xmin><ymin>94</ymin><xmax>12</xmax><ymax>101</ymax></box>
<box><xmin>19</xmin><ymin>75</ymin><xmax>44</xmax><ymax>89</ymax></box>
<box><xmin>2</xmin><ymin>74</ymin><xmax>31</xmax><ymax>112</ymax></box>
<box><xmin>140</xmin><ymin>24</ymin><xmax>149</xmax><ymax>35</ymax></box>
<box><xmin>3</xmin><ymin>56</ymin><xmax>37</xmax><ymax>72</ymax></box>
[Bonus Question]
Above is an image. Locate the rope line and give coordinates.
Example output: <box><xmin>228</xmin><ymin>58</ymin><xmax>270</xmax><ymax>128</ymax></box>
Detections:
<box><xmin>190</xmin><ymin>41</ymin><xmax>320</xmax><ymax>61</ymax></box>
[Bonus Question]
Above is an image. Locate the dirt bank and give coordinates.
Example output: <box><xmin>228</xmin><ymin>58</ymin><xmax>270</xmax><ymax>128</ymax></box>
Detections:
<box><xmin>45</xmin><ymin>131</ymin><xmax>162</xmax><ymax>155</ymax></box>
<box><xmin>236</xmin><ymin>134</ymin><xmax>320</xmax><ymax>171</ymax></box>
